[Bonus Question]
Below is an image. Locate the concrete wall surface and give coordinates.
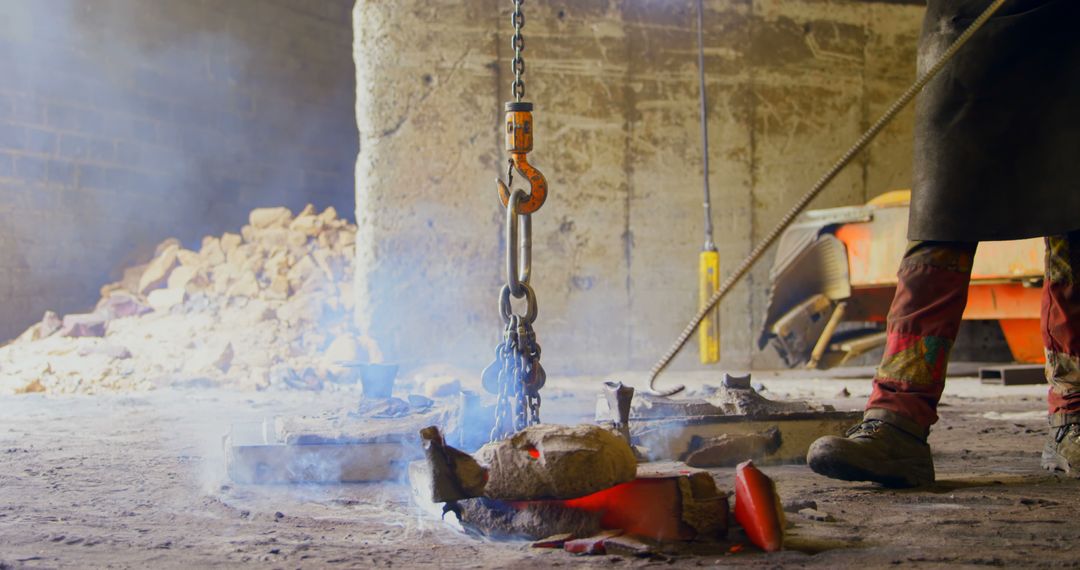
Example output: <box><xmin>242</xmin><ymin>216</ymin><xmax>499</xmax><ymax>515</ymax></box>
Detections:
<box><xmin>353</xmin><ymin>0</ymin><xmax>924</xmax><ymax>375</ymax></box>
<box><xmin>0</xmin><ymin>0</ymin><xmax>356</xmax><ymax>341</ymax></box>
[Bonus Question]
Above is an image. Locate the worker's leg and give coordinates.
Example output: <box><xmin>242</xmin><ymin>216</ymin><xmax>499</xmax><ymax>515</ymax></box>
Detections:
<box><xmin>808</xmin><ymin>240</ymin><xmax>976</xmax><ymax>488</ymax></box>
<box><xmin>865</xmin><ymin>240</ymin><xmax>978</xmax><ymax>431</ymax></box>
<box><xmin>1040</xmin><ymin>230</ymin><xmax>1080</xmax><ymax>474</ymax></box>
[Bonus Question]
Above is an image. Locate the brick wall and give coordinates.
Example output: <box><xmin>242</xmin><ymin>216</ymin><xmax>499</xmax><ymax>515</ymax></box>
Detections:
<box><xmin>0</xmin><ymin>0</ymin><xmax>356</xmax><ymax>341</ymax></box>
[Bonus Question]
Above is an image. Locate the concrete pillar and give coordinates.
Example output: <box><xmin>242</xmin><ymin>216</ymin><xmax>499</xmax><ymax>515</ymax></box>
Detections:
<box><xmin>353</xmin><ymin>1</ymin><xmax>501</xmax><ymax>368</ymax></box>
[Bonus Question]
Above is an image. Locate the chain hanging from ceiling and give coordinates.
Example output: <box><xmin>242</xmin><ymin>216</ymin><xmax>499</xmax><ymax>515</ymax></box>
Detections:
<box><xmin>482</xmin><ymin>0</ymin><xmax>549</xmax><ymax>441</ymax></box>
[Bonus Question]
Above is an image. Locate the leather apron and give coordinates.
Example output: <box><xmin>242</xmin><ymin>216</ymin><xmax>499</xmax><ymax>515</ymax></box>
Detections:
<box><xmin>909</xmin><ymin>0</ymin><xmax>1080</xmax><ymax>242</ymax></box>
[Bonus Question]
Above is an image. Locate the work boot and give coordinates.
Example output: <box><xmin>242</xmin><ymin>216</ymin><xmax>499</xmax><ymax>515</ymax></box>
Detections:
<box><xmin>807</xmin><ymin>410</ymin><xmax>934</xmax><ymax>488</ymax></box>
<box><xmin>1041</xmin><ymin>424</ymin><xmax>1080</xmax><ymax>476</ymax></box>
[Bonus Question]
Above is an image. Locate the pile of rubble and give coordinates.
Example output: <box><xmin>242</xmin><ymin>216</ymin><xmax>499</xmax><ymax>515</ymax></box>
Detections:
<box><xmin>0</xmin><ymin>205</ymin><xmax>379</xmax><ymax>396</ymax></box>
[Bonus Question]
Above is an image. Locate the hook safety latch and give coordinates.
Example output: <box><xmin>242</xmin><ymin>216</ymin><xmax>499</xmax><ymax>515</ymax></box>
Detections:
<box><xmin>497</xmin><ymin>101</ymin><xmax>547</xmax><ymax>215</ymax></box>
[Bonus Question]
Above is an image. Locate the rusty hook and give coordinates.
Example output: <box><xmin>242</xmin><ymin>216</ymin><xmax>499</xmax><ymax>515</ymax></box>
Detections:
<box><xmin>497</xmin><ymin>102</ymin><xmax>547</xmax><ymax>215</ymax></box>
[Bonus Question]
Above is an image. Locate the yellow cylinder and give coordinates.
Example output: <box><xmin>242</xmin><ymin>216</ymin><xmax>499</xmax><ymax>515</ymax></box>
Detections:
<box><xmin>698</xmin><ymin>249</ymin><xmax>720</xmax><ymax>364</ymax></box>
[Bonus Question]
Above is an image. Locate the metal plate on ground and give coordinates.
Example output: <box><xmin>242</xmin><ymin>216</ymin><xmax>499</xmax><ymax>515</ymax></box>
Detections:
<box><xmin>596</xmin><ymin>383</ymin><xmax>861</xmax><ymax>465</ymax></box>
<box><xmin>225</xmin><ymin>418</ymin><xmax>419</xmax><ymax>484</ymax></box>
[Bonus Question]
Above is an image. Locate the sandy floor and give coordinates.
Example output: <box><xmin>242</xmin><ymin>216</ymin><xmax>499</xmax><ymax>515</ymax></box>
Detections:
<box><xmin>2</xmin><ymin>370</ymin><xmax>1079</xmax><ymax>568</ymax></box>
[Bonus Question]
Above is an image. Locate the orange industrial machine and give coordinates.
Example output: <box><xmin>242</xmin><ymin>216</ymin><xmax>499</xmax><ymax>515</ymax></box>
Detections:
<box><xmin>759</xmin><ymin>190</ymin><xmax>1045</xmax><ymax>369</ymax></box>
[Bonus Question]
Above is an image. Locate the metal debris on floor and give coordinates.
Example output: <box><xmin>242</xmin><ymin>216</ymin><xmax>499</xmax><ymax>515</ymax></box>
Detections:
<box><xmin>596</xmin><ymin>373</ymin><xmax>861</xmax><ymax>465</ymax></box>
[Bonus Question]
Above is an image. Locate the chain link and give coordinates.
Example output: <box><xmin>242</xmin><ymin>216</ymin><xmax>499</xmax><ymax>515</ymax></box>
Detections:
<box><xmin>511</xmin><ymin>0</ymin><xmax>525</xmax><ymax>101</ymax></box>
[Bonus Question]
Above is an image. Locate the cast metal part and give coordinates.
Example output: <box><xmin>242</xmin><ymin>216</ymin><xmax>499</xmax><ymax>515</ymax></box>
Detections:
<box><xmin>647</xmin><ymin>0</ymin><xmax>1009</xmax><ymax>395</ymax></box>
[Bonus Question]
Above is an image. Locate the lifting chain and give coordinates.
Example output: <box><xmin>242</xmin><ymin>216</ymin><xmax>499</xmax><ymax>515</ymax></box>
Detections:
<box><xmin>511</xmin><ymin>0</ymin><xmax>525</xmax><ymax>101</ymax></box>
<box><xmin>483</xmin><ymin>0</ymin><xmax>548</xmax><ymax>441</ymax></box>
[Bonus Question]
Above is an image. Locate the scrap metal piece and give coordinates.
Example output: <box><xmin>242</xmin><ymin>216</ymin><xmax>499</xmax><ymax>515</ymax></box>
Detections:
<box><xmin>769</xmin><ymin>294</ymin><xmax>835</xmax><ymax>368</ymax></box>
<box><xmin>979</xmin><ymin>364</ymin><xmax>1046</xmax><ymax>386</ymax></box>
<box><xmin>603</xmin><ymin>380</ymin><xmax>634</xmax><ymax>444</ymax></box>
<box><xmin>418</xmin><ymin>426</ymin><xmax>488</xmax><ymax>503</ymax></box>
<box><xmin>683</xmin><ymin>427</ymin><xmax>782</xmax><ymax>468</ymax></box>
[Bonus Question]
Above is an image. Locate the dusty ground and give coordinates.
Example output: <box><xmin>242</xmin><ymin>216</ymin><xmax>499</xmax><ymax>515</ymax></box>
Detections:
<box><xmin>2</xmin><ymin>369</ymin><xmax>1079</xmax><ymax>569</ymax></box>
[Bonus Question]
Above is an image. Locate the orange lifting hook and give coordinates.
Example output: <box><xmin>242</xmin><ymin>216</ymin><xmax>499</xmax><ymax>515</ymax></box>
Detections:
<box><xmin>497</xmin><ymin>102</ymin><xmax>547</xmax><ymax>215</ymax></box>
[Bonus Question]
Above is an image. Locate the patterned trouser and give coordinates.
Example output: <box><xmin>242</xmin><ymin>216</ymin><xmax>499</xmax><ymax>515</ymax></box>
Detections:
<box><xmin>866</xmin><ymin>231</ymin><xmax>1080</xmax><ymax>429</ymax></box>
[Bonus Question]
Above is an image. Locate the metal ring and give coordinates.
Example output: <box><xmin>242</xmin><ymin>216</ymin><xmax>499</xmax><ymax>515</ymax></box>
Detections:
<box><xmin>519</xmin><ymin>212</ymin><xmax>531</xmax><ymax>285</ymax></box>
<box><xmin>506</xmin><ymin>188</ymin><xmax>525</xmax><ymax>297</ymax></box>
<box><xmin>499</xmin><ymin>283</ymin><xmax>537</xmax><ymax>325</ymax></box>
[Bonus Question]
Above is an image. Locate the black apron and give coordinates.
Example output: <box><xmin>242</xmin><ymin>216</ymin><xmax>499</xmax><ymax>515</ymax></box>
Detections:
<box><xmin>910</xmin><ymin>0</ymin><xmax>1080</xmax><ymax>242</ymax></box>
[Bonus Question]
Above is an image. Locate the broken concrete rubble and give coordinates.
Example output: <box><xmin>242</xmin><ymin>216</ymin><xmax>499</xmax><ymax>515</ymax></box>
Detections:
<box><xmin>77</xmin><ymin>343</ymin><xmax>132</xmax><ymax>360</ymax></box>
<box><xmin>37</xmin><ymin>311</ymin><xmax>62</xmax><ymax>339</ymax></box>
<box><xmin>147</xmin><ymin>287</ymin><xmax>186</xmax><ymax>312</ymax></box>
<box><xmin>0</xmin><ymin>205</ymin><xmax>368</xmax><ymax>395</ymax></box>
<box><xmin>97</xmin><ymin>292</ymin><xmax>151</xmax><ymax>320</ymax></box>
<box><xmin>249</xmin><ymin>206</ymin><xmax>293</xmax><ymax>229</ymax></box>
<box><xmin>137</xmin><ymin>243</ymin><xmax>180</xmax><ymax>295</ymax></box>
<box><xmin>60</xmin><ymin>313</ymin><xmax>107</xmax><ymax>338</ymax></box>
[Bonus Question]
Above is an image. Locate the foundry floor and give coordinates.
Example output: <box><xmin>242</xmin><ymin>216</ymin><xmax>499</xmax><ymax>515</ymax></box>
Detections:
<box><xmin>2</xmin><ymin>369</ymin><xmax>1079</xmax><ymax>568</ymax></box>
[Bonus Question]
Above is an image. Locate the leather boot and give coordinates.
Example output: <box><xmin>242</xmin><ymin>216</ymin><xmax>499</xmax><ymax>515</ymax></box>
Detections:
<box><xmin>1042</xmin><ymin>424</ymin><xmax>1080</xmax><ymax>476</ymax></box>
<box><xmin>807</xmin><ymin>409</ymin><xmax>934</xmax><ymax>488</ymax></box>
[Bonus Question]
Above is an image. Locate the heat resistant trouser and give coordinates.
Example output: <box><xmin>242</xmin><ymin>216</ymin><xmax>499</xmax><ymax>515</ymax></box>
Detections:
<box><xmin>865</xmin><ymin>231</ymin><xmax>1080</xmax><ymax>431</ymax></box>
